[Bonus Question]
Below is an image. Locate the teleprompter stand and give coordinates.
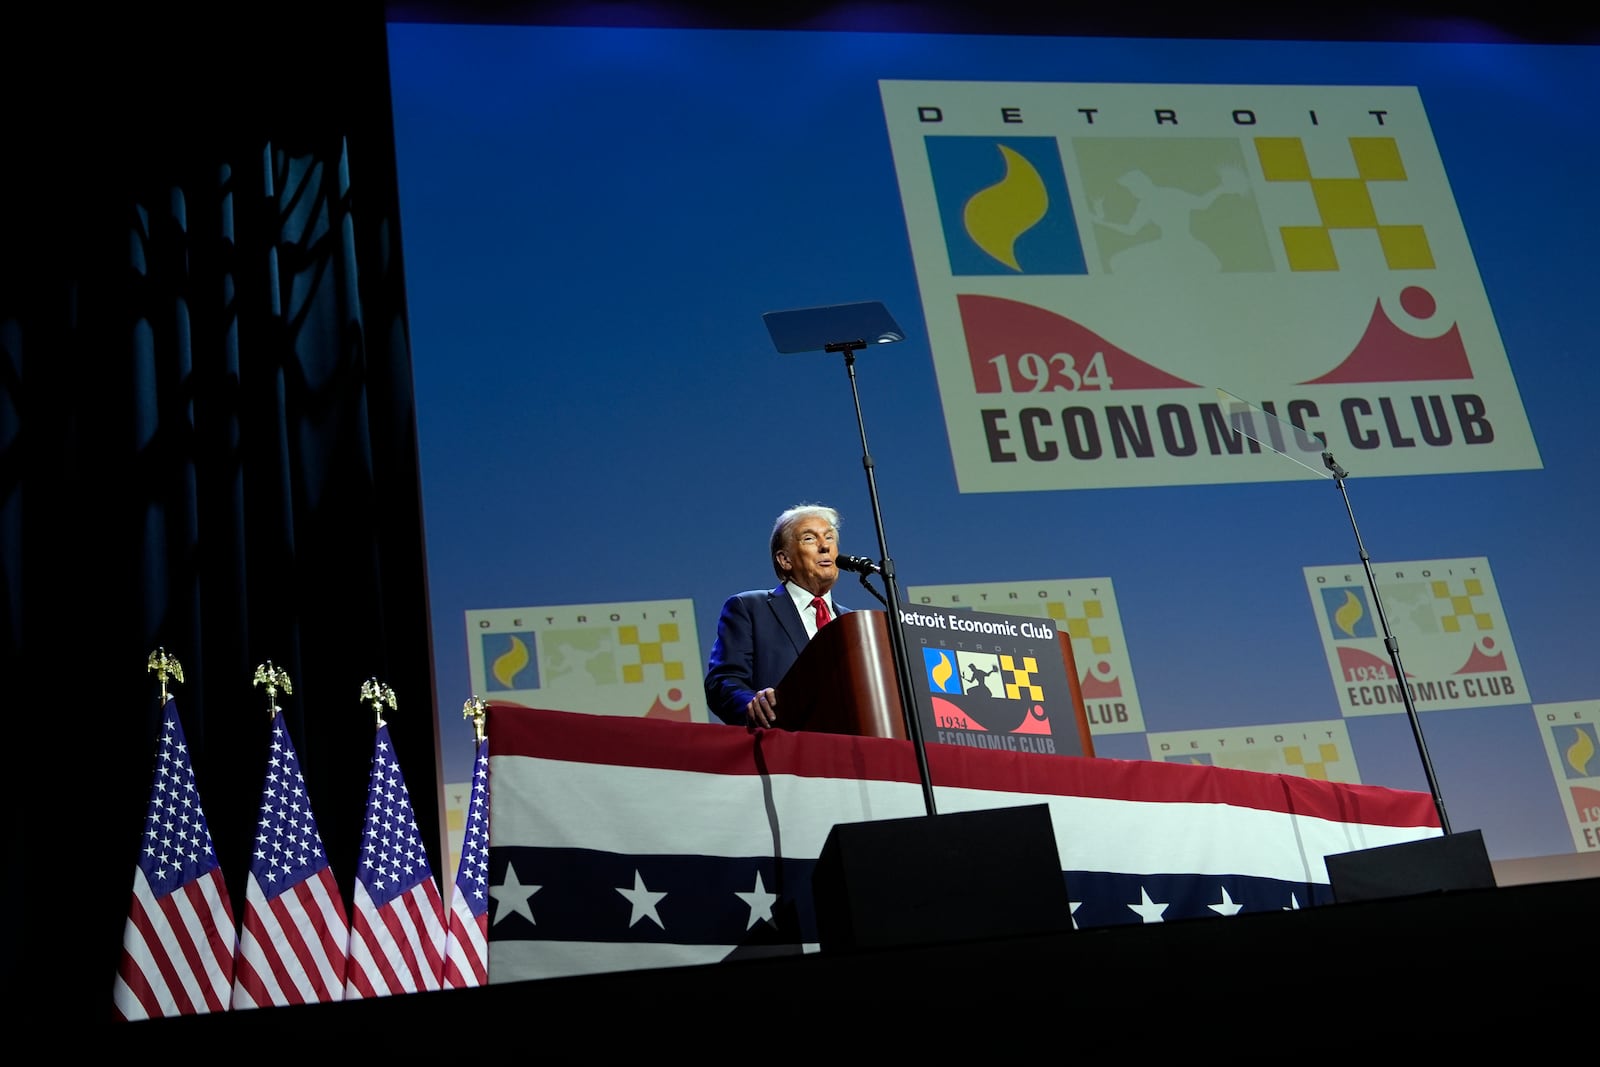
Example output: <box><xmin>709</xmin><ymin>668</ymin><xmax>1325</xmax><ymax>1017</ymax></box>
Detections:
<box><xmin>1218</xmin><ymin>389</ymin><xmax>1495</xmax><ymax>901</ymax></box>
<box><xmin>762</xmin><ymin>301</ymin><xmax>933</xmax><ymax>815</ymax></box>
<box><xmin>763</xmin><ymin>302</ymin><xmax>1071</xmax><ymax>950</ymax></box>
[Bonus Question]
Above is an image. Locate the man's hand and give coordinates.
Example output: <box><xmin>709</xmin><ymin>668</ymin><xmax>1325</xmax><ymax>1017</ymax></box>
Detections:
<box><xmin>745</xmin><ymin>687</ymin><xmax>778</xmax><ymax>729</ymax></box>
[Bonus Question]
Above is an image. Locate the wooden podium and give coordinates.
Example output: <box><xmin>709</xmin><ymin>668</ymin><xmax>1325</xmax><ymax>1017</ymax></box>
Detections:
<box><xmin>775</xmin><ymin>608</ymin><xmax>1095</xmax><ymax>756</ymax></box>
<box><xmin>778</xmin><ymin>609</ymin><xmax>1082</xmax><ymax>952</ymax></box>
<box><xmin>776</xmin><ymin>609</ymin><xmax>907</xmax><ymax>740</ymax></box>
<box><xmin>1054</xmin><ymin>630</ymin><xmax>1097</xmax><ymax>758</ymax></box>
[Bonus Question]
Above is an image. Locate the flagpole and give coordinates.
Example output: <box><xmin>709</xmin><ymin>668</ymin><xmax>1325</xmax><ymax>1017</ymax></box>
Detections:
<box><xmin>444</xmin><ymin>694</ymin><xmax>493</xmax><ymax>989</ymax></box>
<box><xmin>233</xmin><ymin>659</ymin><xmax>351</xmax><ymax>1009</ymax></box>
<box><xmin>117</xmin><ymin>647</ymin><xmax>240</xmax><ymax>1021</ymax></box>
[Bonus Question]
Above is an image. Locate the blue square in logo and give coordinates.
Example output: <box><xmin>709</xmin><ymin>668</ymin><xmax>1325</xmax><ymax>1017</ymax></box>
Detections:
<box><xmin>1320</xmin><ymin>586</ymin><xmax>1377</xmax><ymax>640</ymax></box>
<box><xmin>482</xmin><ymin>632</ymin><xmax>539</xmax><ymax>691</ymax></box>
<box><xmin>925</xmin><ymin>135</ymin><xmax>1087</xmax><ymax>276</ymax></box>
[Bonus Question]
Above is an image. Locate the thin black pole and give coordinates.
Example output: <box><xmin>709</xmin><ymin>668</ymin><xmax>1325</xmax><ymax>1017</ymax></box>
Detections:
<box><xmin>835</xmin><ymin>343</ymin><xmax>937</xmax><ymax>816</ymax></box>
<box><xmin>1325</xmin><ymin>450</ymin><xmax>1453</xmax><ymax>835</ymax></box>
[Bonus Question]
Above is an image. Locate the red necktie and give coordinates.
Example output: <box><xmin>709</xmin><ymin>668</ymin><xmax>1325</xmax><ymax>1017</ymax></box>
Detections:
<box><xmin>812</xmin><ymin>596</ymin><xmax>831</xmax><ymax>629</ymax></box>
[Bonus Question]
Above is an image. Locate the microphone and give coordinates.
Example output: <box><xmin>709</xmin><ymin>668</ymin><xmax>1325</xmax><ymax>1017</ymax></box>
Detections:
<box><xmin>835</xmin><ymin>554</ymin><xmax>881</xmax><ymax>575</ymax></box>
<box><xmin>1322</xmin><ymin>451</ymin><xmax>1349</xmax><ymax>478</ymax></box>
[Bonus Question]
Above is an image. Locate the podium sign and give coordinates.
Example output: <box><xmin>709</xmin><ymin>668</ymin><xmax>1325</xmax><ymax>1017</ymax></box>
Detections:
<box><xmin>901</xmin><ymin>606</ymin><xmax>1088</xmax><ymax>758</ymax></box>
<box><xmin>778</xmin><ymin>606</ymin><xmax>1092</xmax><ymax>757</ymax></box>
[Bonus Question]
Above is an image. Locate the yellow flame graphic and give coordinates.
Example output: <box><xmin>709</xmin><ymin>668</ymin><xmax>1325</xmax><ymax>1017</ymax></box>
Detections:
<box><xmin>1565</xmin><ymin>727</ymin><xmax>1596</xmax><ymax>776</ymax></box>
<box><xmin>1333</xmin><ymin>590</ymin><xmax>1366</xmax><ymax>637</ymax></box>
<box><xmin>492</xmin><ymin>635</ymin><xmax>531</xmax><ymax>689</ymax></box>
<box><xmin>963</xmin><ymin>144</ymin><xmax>1048</xmax><ymax>271</ymax></box>
<box><xmin>931</xmin><ymin>652</ymin><xmax>954</xmax><ymax>691</ymax></box>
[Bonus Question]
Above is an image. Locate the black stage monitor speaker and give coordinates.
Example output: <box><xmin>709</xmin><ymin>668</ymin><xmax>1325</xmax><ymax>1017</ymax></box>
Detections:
<box><xmin>1326</xmin><ymin>828</ymin><xmax>1497</xmax><ymax>903</ymax></box>
<box><xmin>812</xmin><ymin>803</ymin><xmax>1072</xmax><ymax>953</ymax></box>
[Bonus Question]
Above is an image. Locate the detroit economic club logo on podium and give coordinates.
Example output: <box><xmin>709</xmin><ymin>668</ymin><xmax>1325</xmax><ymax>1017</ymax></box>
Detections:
<box><xmin>907</xmin><ymin>577</ymin><xmax>1145</xmax><ymax>736</ymax></box>
<box><xmin>899</xmin><ymin>605</ymin><xmax>1086</xmax><ymax>757</ymax></box>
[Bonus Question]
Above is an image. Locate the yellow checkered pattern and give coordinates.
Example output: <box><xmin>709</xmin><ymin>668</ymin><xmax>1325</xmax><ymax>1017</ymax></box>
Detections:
<box><xmin>1256</xmin><ymin>136</ymin><xmax>1433</xmax><ymax>271</ymax></box>
<box><xmin>1046</xmin><ymin>599</ymin><xmax>1112</xmax><ymax>656</ymax></box>
<box><xmin>618</xmin><ymin>622</ymin><xmax>685</xmax><ymax>683</ymax></box>
<box><xmin>1432</xmin><ymin>579</ymin><xmax>1493</xmax><ymax>633</ymax></box>
<box><xmin>1282</xmin><ymin>742</ymin><xmax>1343</xmax><ymax>780</ymax></box>
<box><xmin>999</xmin><ymin>654</ymin><xmax>1043</xmax><ymax>701</ymax></box>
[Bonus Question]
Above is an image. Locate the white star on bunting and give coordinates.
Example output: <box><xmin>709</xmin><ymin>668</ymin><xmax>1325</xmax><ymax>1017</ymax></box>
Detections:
<box><xmin>617</xmin><ymin>870</ymin><xmax>667</xmax><ymax>929</ymax></box>
<box><xmin>1208</xmin><ymin>887</ymin><xmax>1244</xmax><ymax>916</ymax></box>
<box><xmin>735</xmin><ymin>871</ymin><xmax>778</xmax><ymax>929</ymax></box>
<box><xmin>1128</xmin><ymin>886</ymin><xmax>1169</xmax><ymax>923</ymax></box>
<box><xmin>490</xmin><ymin>862</ymin><xmax>541</xmax><ymax>925</ymax></box>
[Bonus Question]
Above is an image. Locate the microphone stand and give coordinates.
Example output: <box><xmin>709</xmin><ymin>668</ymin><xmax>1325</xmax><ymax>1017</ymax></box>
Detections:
<box><xmin>1323</xmin><ymin>450</ymin><xmax>1454</xmax><ymax>835</ymax></box>
<box><xmin>853</xmin><ymin>571</ymin><xmax>888</xmax><ymax>608</ymax></box>
<box><xmin>830</xmin><ymin>339</ymin><xmax>937</xmax><ymax>817</ymax></box>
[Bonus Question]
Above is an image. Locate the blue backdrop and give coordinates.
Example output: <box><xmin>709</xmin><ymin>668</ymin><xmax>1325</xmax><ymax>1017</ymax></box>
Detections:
<box><xmin>385</xmin><ymin>20</ymin><xmax>1599</xmax><ymax>864</ymax></box>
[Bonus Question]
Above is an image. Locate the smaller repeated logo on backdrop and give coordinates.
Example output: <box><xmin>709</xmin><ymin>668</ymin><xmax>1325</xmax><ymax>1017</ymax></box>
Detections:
<box><xmin>441</xmin><ymin>781</ymin><xmax>473</xmax><ymax>908</ymax></box>
<box><xmin>1146</xmin><ymin>720</ymin><xmax>1360</xmax><ymax>782</ymax></box>
<box><xmin>900</xmin><ymin>605</ymin><xmax>1083</xmax><ymax>757</ymax></box>
<box><xmin>906</xmin><ymin>578</ymin><xmax>1145</xmax><ymax>735</ymax></box>
<box><xmin>1303</xmin><ymin>556</ymin><xmax>1527</xmax><ymax>718</ymax></box>
<box><xmin>1534</xmin><ymin>701</ymin><xmax>1600</xmax><ymax>853</ymax></box>
<box><xmin>465</xmin><ymin>599</ymin><xmax>706</xmax><ymax>723</ymax></box>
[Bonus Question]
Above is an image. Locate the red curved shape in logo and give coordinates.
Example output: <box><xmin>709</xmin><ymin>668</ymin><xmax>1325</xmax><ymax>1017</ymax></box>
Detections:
<box><xmin>1572</xmin><ymin>785</ymin><xmax>1600</xmax><ymax>821</ymax></box>
<box><xmin>1015</xmin><ymin>704</ymin><xmax>1052</xmax><ymax>735</ymax></box>
<box><xmin>1079</xmin><ymin>670</ymin><xmax>1123</xmax><ymax>699</ymax></box>
<box><xmin>932</xmin><ymin>693</ymin><xmax>989</xmax><ymax>732</ymax></box>
<box><xmin>1300</xmin><ymin>288</ymin><xmax>1471</xmax><ymax>384</ymax></box>
<box><xmin>959</xmin><ymin>293</ymin><xmax>1200</xmax><ymax>391</ymax></box>
<box><xmin>646</xmin><ymin>687</ymin><xmax>693</xmax><ymax>721</ymax></box>
<box><xmin>1337</xmin><ymin>645</ymin><xmax>1414</xmax><ymax>679</ymax></box>
<box><xmin>1452</xmin><ymin>643</ymin><xmax>1508</xmax><ymax>676</ymax></box>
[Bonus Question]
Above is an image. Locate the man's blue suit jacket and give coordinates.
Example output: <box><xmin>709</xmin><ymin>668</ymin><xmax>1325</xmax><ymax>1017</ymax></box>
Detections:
<box><xmin>704</xmin><ymin>584</ymin><xmax>851</xmax><ymax>726</ymax></box>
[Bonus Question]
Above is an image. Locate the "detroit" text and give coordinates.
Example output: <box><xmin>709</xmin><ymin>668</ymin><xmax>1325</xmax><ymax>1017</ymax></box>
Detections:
<box><xmin>915</xmin><ymin>105</ymin><xmax>1393</xmax><ymax>128</ymax></box>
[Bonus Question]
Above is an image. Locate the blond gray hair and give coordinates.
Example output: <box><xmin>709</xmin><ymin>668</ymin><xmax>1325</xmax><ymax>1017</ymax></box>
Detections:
<box><xmin>769</xmin><ymin>503</ymin><xmax>840</xmax><ymax>580</ymax></box>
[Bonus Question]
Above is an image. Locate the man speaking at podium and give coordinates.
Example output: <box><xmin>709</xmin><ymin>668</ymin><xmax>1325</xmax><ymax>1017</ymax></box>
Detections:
<box><xmin>705</xmin><ymin>503</ymin><xmax>852</xmax><ymax>728</ymax></box>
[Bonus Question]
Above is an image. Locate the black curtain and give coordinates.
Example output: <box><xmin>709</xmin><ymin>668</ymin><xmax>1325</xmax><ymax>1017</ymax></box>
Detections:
<box><xmin>2</xmin><ymin>5</ymin><xmax>438</xmax><ymax>1011</ymax></box>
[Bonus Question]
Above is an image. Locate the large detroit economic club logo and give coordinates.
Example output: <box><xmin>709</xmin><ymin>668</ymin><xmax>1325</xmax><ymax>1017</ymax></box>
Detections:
<box><xmin>932</xmin><ymin>135</ymin><xmax>1468</xmax><ymax>392</ymax></box>
<box><xmin>883</xmin><ymin>81</ymin><xmax>1541</xmax><ymax>490</ymax></box>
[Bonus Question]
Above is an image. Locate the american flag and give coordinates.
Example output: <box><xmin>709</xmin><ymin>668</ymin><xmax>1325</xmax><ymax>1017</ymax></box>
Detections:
<box><xmin>112</xmin><ymin>701</ymin><xmax>237</xmax><ymax>1020</ymax></box>
<box><xmin>230</xmin><ymin>714</ymin><xmax>349</xmax><ymax>1008</ymax></box>
<box><xmin>443</xmin><ymin>737</ymin><xmax>491</xmax><ymax>988</ymax></box>
<box><xmin>343</xmin><ymin>723</ymin><xmax>446</xmax><ymax>997</ymax></box>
